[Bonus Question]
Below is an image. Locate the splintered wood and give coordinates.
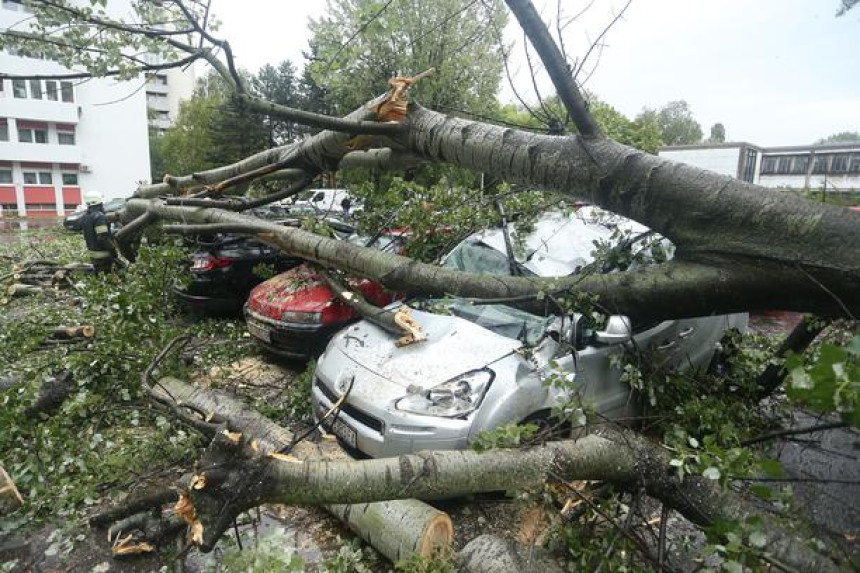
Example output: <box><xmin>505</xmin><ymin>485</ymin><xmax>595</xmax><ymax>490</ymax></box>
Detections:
<box><xmin>394</xmin><ymin>306</ymin><xmax>427</xmax><ymax>347</ymax></box>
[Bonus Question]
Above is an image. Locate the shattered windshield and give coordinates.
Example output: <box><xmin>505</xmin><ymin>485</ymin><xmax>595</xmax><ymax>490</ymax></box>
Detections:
<box><xmin>433</xmin><ymin>299</ymin><xmax>552</xmax><ymax>346</ymax></box>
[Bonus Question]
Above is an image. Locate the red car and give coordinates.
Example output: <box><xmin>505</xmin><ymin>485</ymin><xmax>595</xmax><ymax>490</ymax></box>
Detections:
<box><xmin>244</xmin><ymin>233</ymin><xmax>406</xmax><ymax>359</ymax></box>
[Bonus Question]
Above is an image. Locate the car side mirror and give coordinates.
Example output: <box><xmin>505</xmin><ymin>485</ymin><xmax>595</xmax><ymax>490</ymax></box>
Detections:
<box><xmin>593</xmin><ymin>315</ymin><xmax>632</xmax><ymax>345</ymax></box>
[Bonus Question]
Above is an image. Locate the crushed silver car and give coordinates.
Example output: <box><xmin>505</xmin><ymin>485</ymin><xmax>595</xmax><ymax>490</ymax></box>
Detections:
<box><xmin>311</xmin><ymin>207</ymin><xmax>748</xmax><ymax>457</ymax></box>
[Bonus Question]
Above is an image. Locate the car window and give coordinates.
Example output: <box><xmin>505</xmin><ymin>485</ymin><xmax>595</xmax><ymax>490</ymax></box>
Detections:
<box><xmin>442</xmin><ymin>299</ymin><xmax>552</xmax><ymax>346</ymax></box>
<box><xmin>442</xmin><ymin>240</ymin><xmax>523</xmax><ymax>276</ymax></box>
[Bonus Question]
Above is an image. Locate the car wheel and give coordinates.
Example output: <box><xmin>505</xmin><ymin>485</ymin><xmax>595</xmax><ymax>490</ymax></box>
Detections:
<box><xmin>519</xmin><ymin>410</ymin><xmax>572</xmax><ymax>445</ymax></box>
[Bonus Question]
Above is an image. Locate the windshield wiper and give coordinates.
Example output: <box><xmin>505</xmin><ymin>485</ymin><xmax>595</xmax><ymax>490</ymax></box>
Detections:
<box><xmin>494</xmin><ymin>199</ymin><xmax>521</xmax><ymax>277</ymax></box>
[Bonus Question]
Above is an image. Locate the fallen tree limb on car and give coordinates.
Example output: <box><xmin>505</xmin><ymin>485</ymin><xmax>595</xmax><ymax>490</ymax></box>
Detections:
<box><xmin>149</xmin><ymin>376</ymin><xmax>453</xmax><ymax>564</ymax></box>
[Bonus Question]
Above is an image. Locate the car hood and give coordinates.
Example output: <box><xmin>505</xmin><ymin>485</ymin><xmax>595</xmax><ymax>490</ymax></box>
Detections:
<box><xmin>247</xmin><ymin>265</ymin><xmax>335</xmax><ymax>319</ymax></box>
<box><xmin>331</xmin><ymin>306</ymin><xmax>523</xmax><ymax>390</ymax></box>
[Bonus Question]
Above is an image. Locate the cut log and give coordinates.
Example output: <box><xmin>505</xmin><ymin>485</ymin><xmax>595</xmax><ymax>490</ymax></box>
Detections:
<box><xmin>7</xmin><ymin>283</ymin><xmax>44</xmax><ymax>297</ymax></box>
<box><xmin>0</xmin><ymin>466</ymin><xmax>23</xmax><ymax>515</ymax></box>
<box><xmin>150</xmin><ymin>376</ymin><xmax>453</xmax><ymax>563</ymax></box>
<box><xmin>460</xmin><ymin>534</ymin><xmax>564</xmax><ymax>573</ymax></box>
<box><xmin>328</xmin><ymin>500</ymin><xmax>453</xmax><ymax>563</ymax></box>
<box><xmin>49</xmin><ymin>325</ymin><xmax>96</xmax><ymax>340</ymax></box>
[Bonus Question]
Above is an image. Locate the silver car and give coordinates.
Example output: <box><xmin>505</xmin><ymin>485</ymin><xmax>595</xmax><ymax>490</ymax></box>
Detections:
<box><xmin>311</xmin><ymin>208</ymin><xmax>748</xmax><ymax>458</ymax></box>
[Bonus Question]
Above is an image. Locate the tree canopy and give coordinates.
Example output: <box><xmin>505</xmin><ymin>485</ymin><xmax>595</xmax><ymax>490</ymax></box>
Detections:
<box><xmin>305</xmin><ymin>0</ymin><xmax>508</xmax><ymax>115</ymax></box>
<box><xmin>637</xmin><ymin>100</ymin><xmax>704</xmax><ymax>146</ymax></box>
<box><xmin>816</xmin><ymin>131</ymin><xmax>860</xmax><ymax>145</ymax></box>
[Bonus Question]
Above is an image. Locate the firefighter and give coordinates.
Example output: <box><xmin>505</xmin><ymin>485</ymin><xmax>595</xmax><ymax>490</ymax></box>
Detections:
<box><xmin>79</xmin><ymin>191</ymin><xmax>117</xmax><ymax>273</ymax></box>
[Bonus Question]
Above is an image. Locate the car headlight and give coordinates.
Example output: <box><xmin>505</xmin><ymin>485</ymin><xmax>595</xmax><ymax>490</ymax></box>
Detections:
<box><xmin>281</xmin><ymin>311</ymin><xmax>322</xmax><ymax>324</ymax></box>
<box><xmin>395</xmin><ymin>369</ymin><xmax>494</xmax><ymax>418</ymax></box>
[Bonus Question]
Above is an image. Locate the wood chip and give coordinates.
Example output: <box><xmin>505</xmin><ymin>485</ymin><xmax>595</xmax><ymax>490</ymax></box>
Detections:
<box><xmin>269</xmin><ymin>452</ymin><xmax>303</xmax><ymax>463</ymax></box>
<box><xmin>222</xmin><ymin>429</ymin><xmax>242</xmax><ymax>444</ymax></box>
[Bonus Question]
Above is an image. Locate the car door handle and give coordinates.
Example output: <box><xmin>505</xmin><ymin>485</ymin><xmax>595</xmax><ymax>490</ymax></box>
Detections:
<box><xmin>678</xmin><ymin>327</ymin><xmax>695</xmax><ymax>339</ymax></box>
<box><xmin>657</xmin><ymin>339</ymin><xmax>676</xmax><ymax>351</ymax></box>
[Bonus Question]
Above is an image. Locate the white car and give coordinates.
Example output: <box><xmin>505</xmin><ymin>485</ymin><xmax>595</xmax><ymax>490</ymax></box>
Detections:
<box><xmin>311</xmin><ymin>208</ymin><xmax>748</xmax><ymax>457</ymax></box>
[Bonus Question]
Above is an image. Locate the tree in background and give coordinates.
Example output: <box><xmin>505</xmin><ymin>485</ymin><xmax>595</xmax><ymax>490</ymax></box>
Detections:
<box><xmin>253</xmin><ymin>61</ymin><xmax>303</xmax><ymax>146</ymax></box>
<box><xmin>306</xmin><ymin>0</ymin><xmax>507</xmax><ymax>115</ymax></box>
<box><xmin>637</xmin><ymin>100</ymin><xmax>703</xmax><ymax>146</ymax></box>
<box><xmin>150</xmin><ymin>88</ymin><xmax>220</xmax><ymax>180</ymax></box>
<box><xmin>708</xmin><ymin>122</ymin><xmax>726</xmax><ymax>143</ymax></box>
<box><xmin>816</xmin><ymin>131</ymin><xmax>860</xmax><ymax>145</ymax></box>
<box><xmin>152</xmin><ymin>65</ymin><xmax>309</xmax><ymax>181</ymax></box>
<box><xmin>496</xmin><ymin>96</ymin><xmax>664</xmax><ymax>154</ymax></box>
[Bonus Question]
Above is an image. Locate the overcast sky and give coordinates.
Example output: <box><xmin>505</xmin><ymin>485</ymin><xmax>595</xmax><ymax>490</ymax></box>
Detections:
<box><xmin>213</xmin><ymin>0</ymin><xmax>860</xmax><ymax>147</ymax></box>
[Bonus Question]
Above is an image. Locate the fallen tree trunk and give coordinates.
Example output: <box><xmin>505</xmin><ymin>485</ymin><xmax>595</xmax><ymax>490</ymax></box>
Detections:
<box><xmin>180</xmin><ymin>426</ymin><xmax>844</xmax><ymax>572</ymax></box>
<box><xmin>150</xmin><ymin>376</ymin><xmax>453</xmax><ymax>564</ymax></box>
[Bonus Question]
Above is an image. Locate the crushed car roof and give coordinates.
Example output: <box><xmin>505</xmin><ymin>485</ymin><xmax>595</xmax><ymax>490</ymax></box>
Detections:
<box><xmin>466</xmin><ymin>206</ymin><xmax>649</xmax><ymax>277</ymax></box>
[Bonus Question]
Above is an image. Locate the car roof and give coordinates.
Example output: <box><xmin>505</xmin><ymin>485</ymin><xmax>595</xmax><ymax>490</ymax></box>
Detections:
<box><xmin>466</xmin><ymin>206</ymin><xmax>648</xmax><ymax>277</ymax></box>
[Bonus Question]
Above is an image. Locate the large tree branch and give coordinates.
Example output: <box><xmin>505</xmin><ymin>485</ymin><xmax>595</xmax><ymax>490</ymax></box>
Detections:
<box><xmin>504</xmin><ymin>0</ymin><xmax>602</xmax><ymax>137</ymax></box>
<box><xmin>397</xmin><ymin>106</ymin><xmax>860</xmax><ymax>301</ymax></box>
<box><xmin>181</xmin><ymin>428</ymin><xmax>841</xmax><ymax>572</ymax></box>
<box><xmin>125</xmin><ymin>198</ymin><xmax>860</xmax><ymax>321</ymax></box>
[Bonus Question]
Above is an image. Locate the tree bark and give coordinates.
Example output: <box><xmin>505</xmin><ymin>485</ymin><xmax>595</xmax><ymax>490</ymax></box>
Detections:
<box><xmin>181</xmin><ymin>427</ymin><xmax>843</xmax><ymax>572</ymax></box>
<box><xmin>150</xmin><ymin>376</ymin><xmax>453</xmax><ymax>563</ymax></box>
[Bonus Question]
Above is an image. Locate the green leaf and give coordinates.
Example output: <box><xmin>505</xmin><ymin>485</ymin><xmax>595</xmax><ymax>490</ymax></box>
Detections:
<box><xmin>702</xmin><ymin>466</ymin><xmax>721</xmax><ymax>480</ymax></box>
<box><xmin>748</xmin><ymin>530</ymin><xmax>767</xmax><ymax>549</ymax></box>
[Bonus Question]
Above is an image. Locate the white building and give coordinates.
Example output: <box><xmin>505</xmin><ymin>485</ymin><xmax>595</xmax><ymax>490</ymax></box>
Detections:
<box><xmin>0</xmin><ymin>0</ymin><xmax>194</xmax><ymax>218</ymax></box>
<box><xmin>147</xmin><ymin>66</ymin><xmax>196</xmax><ymax>134</ymax></box>
<box><xmin>659</xmin><ymin>142</ymin><xmax>860</xmax><ymax>193</ymax></box>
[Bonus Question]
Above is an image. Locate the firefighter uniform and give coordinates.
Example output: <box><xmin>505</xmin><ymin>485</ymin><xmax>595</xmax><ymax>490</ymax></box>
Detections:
<box><xmin>80</xmin><ymin>202</ymin><xmax>117</xmax><ymax>273</ymax></box>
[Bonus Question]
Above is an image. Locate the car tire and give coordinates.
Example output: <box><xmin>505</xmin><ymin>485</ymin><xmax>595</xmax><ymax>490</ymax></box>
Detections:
<box><xmin>519</xmin><ymin>410</ymin><xmax>572</xmax><ymax>445</ymax></box>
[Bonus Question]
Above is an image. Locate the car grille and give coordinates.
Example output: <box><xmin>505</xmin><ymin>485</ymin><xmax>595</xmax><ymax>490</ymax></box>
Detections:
<box><xmin>315</xmin><ymin>377</ymin><xmax>384</xmax><ymax>433</ymax></box>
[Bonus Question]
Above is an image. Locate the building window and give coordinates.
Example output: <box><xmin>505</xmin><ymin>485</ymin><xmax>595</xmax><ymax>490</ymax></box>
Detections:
<box><xmin>45</xmin><ymin>81</ymin><xmax>58</xmax><ymax>101</ymax></box>
<box><xmin>0</xmin><ymin>169</ymin><xmax>12</xmax><ymax>184</ymax></box>
<box><xmin>790</xmin><ymin>155</ymin><xmax>809</xmax><ymax>175</ymax></box>
<box><xmin>12</xmin><ymin>79</ymin><xmax>26</xmax><ymax>98</ymax></box>
<box><xmin>742</xmin><ymin>149</ymin><xmax>757</xmax><ymax>182</ymax></box>
<box><xmin>61</xmin><ymin>173</ymin><xmax>78</xmax><ymax>185</ymax></box>
<box><xmin>155</xmin><ymin>74</ymin><xmax>167</xmax><ymax>85</ymax></box>
<box><xmin>23</xmin><ymin>172</ymin><xmax>37</xmax><ymax>184</ymax></box>
<box><xmin>38</xmin><ymin>172</ymin><xmax>52</xmax><ymax>184</ymax></box>
<box><xmin>0</xmin><ymin>120</ymin><xmax>7</xmax><ymax>142</ymax></box>
<box><xmin>29</xmin><ymin>79</ymin><xmax>42</xmax><ymax>99</ymax></box>
<box><xmin>19</xmin><ymin>127</ymin><xmax>48</xmax><ymax>144</ymax></box>
<box><xmin>813</xmin><ymin>155</ymin><xmax>830</xmax><ymax>174</ymax></box>
<box><xmin>830</xmin><ymin>154</ymin><xmax>849</xmax><ymax>173</ymax></box>
<box><xmin>0</xmin><ymin>79</ymin><xmax>4</xmax><ymax>97</ymax></box>
<box><xmin>60</xmin><ymin>81</ymin><xmax>73</xmax><ymax>103</ymax></box>
<box><xmin>849</xmin><ymin>154</ymin><xmax>860</xmax><ymax>175</ymax></box>
<box><xmin>2</xmin><ymin>0</ymin><xmax>33</xmax><ymax>13</ymax></box>
<box><xmin>57</xmin><ymin>131</ymin><xmax>75</xmax><ymax>145</ymax></box>
<box><xmin>760</xmin><ymin>156</ymin><xmax>777</xmax><ymax>175</ymax></box>
<box><xmin>776</xmin><ymin>156</ymin><xmax>793</xmax><ymax>174</ymax></box>
<box><xmin>156</xmin><ymin>110</ymin><xmax>170</xmax><ymax>120</ymax></box>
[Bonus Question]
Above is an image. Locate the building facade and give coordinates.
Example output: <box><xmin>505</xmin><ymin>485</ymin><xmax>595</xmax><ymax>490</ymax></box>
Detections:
<box><xmin>0</xmin><ymin>0</ymin><xmax>194</xmax><ymax>218</ymax></box>
<box><xmin>147</xmin><ymin>67</ymin><xmax>196</xmax><ymax>134</ymax></box>
<box><xmin>659</xmin><ymin>141</ymin><xmax>860</xmax><ymax>193</ymax></box>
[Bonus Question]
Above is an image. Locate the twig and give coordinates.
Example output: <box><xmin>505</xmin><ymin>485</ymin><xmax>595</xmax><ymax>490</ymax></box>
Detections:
<box><xmin>742</xmin><ymin>421</ymin><xmax>848</xmax><ymax>446</ymax></box>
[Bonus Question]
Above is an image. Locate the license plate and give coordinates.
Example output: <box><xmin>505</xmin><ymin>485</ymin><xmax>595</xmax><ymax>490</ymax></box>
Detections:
<box><xmin>327</xmin><ymin>416</ymin><xmax>357</xmax><ymax>449</ymax></box>
<box><xmin>191</xmin><ymin>258</ymin><xmax>208</xmax><ymax>270</ymax></box>
<box><xmin>247</xmin><ymin>321</ymin><xmax>271</xmax><ymax>343</ymax></box>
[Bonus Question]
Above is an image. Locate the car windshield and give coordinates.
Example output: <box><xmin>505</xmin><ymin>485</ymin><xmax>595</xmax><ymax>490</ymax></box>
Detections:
<box><xmin>442</xmin><ymin>240</ymin><xmax>531</xmax><ymax>276</ymax></box>
<box><xmin>346</xmin><ymin>232</ymin><xmax>404</xmax><ymax>253</ymax></box>
<box><xmin>428</xmin><ymin>299</ymin><xmax>553</xmax><ymax>346</ymax></box>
